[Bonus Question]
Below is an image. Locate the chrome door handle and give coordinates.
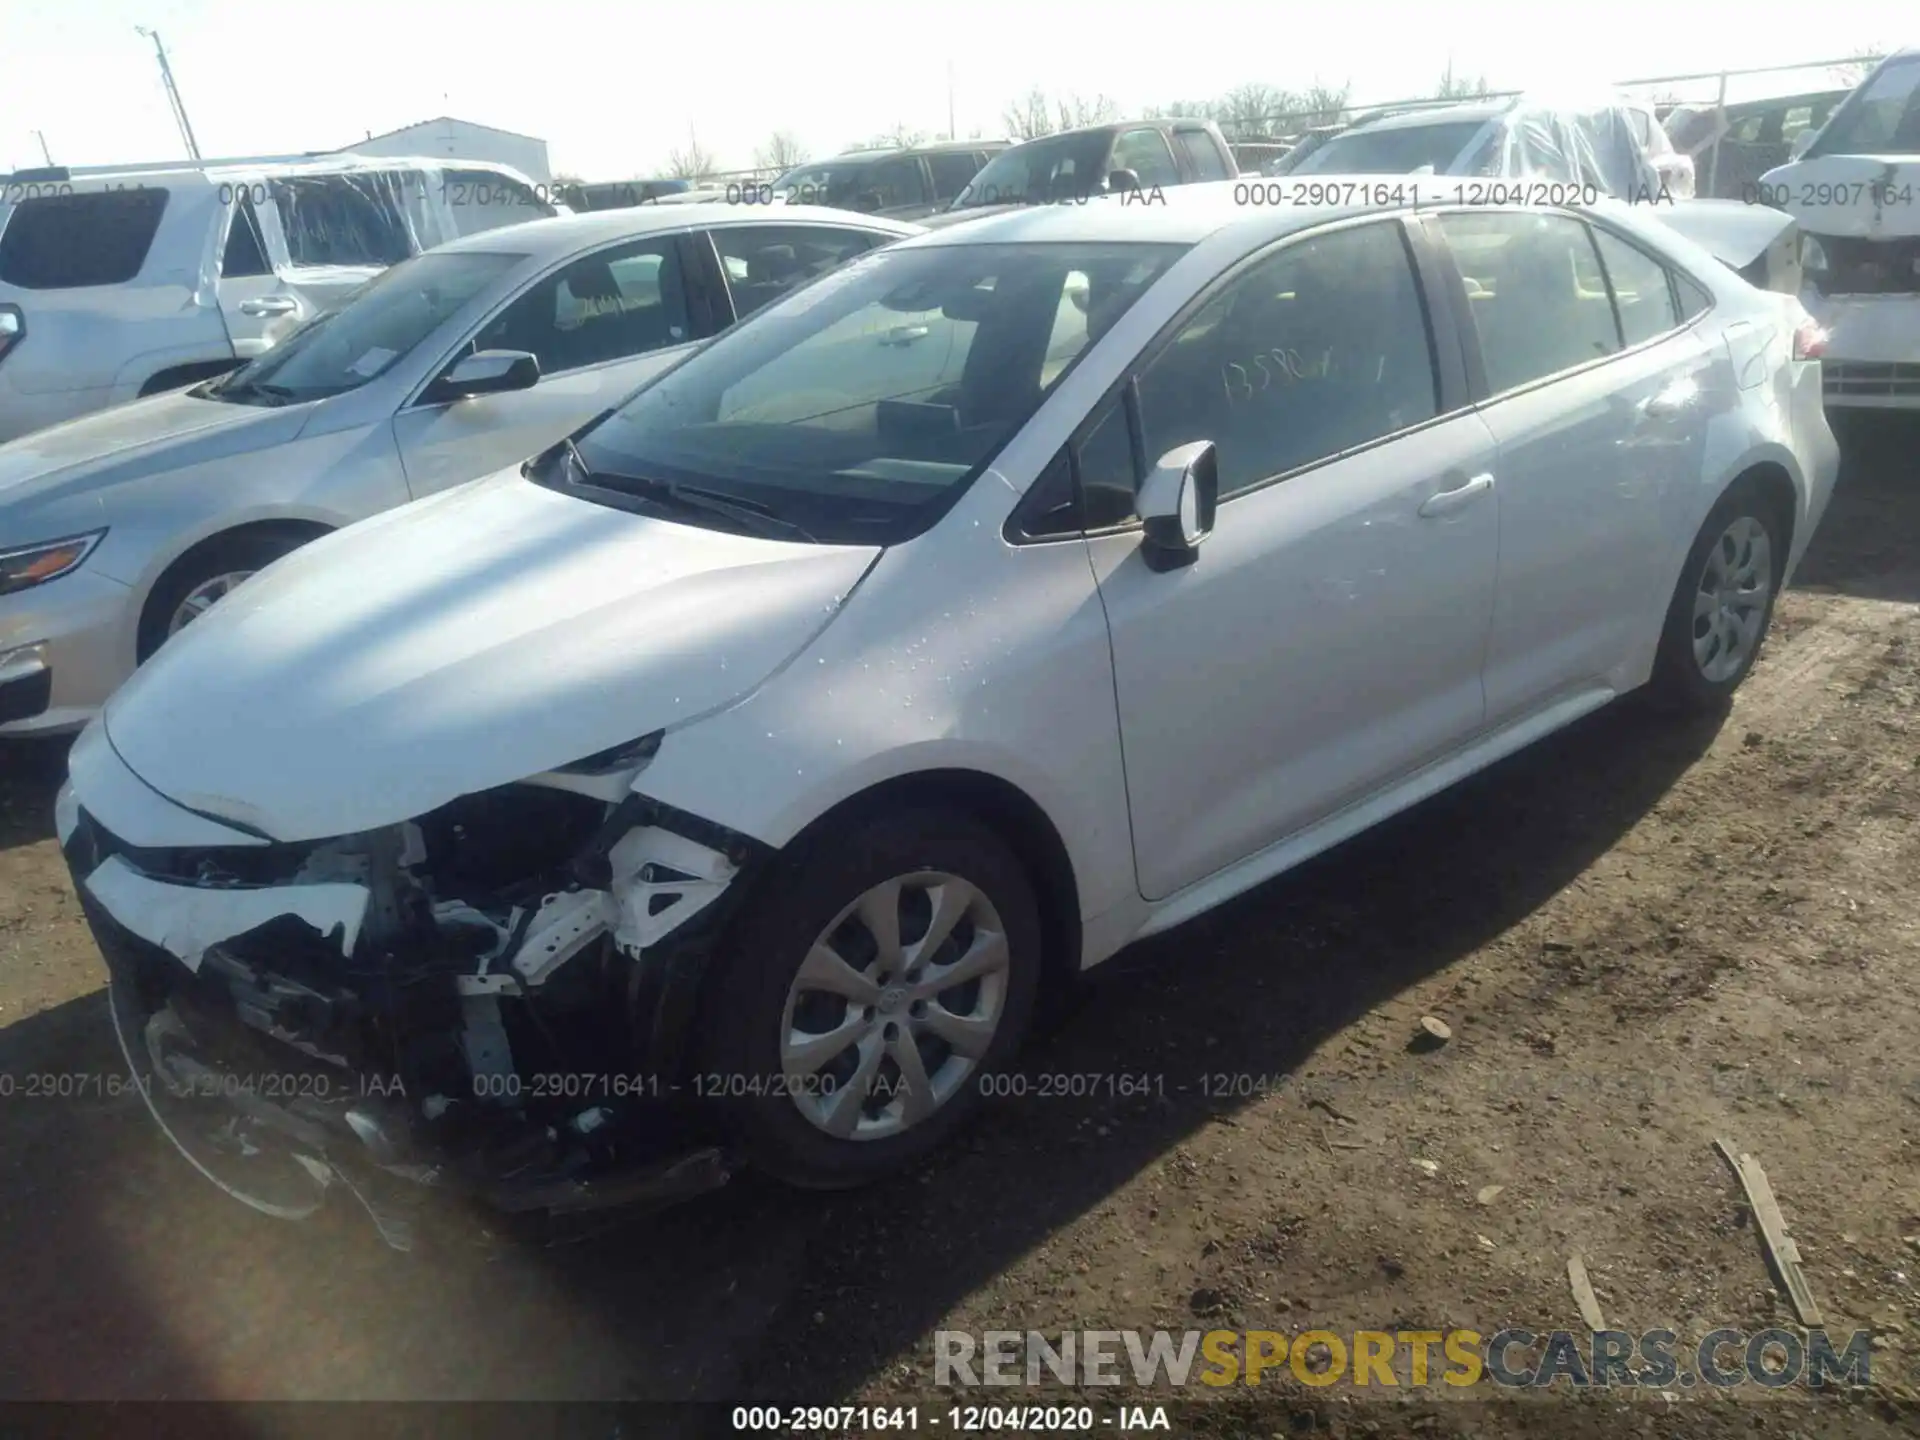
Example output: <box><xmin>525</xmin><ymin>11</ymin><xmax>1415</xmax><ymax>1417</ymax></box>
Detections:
<box><xmin>1418</xmin><ymin>473</ymin><xmax>1493</xmax><ymax>518</ymax></box>
<box><xmin>239</xmin><ymin>296</ymin><xmax>298</xmax><ymax>317</ymax></box>
<box><xmin>880</xmin><ymin>324</ymin><xmax>930</xmax><ymax>345</ymax></box>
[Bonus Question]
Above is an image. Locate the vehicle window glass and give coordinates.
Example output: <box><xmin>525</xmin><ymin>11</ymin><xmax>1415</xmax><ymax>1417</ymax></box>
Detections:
<box><xmin>565</xmin><ymin>241</ymin><xmax>1184</xmax><ymax>545</ymax></box>
<box><xmin>270</xmin><ymin>173</ymin><xmax>414</xmax><ymax>267</ymax></box>
<box><xmin>1590</xmin><ymin>228</ymin><xmax>1679</xmax><ymax>347</ymax></box>
<box><xmin>1293</xmin><ymin>121</ymin><xmax>1488</xmax><ymax>175</ymax></box>
<box><xmin>926</xmin><ymin>151</ymin><xmax>985</xmax><ymax>201</ymax></box>
<box><xmin>220</xmin><ymin>194</ymin><xmax>271</xmax><ymax>279</ymax></box>
<box><xmin>956</xmin><ymin>132</ymin><xmax>1111</xmax><ymax>208</ymax></box>
<box><xmin>712</xmin><ymin>225</ymin><xmax>884</xmax><ymax>320</ymax></box>
<box><xmin>1438</xmin><ymin>211</ymin><xmax>1620</xmax><ymax>394</ymax></box>
<box><xmin>211</xmin><ymin>250</ymin><xmax>518</xmax><ymax>404</ymax></box>
<box><xmin>1111</xmin><ymin>129</ymin><xmax>1179</xmax><ymax>186</ymax></box>
<box><xmin>1730</xmin><ymin>113</ymin><xmax>1767</xmax><ymax>144</ymax></box>
<box><xmin>1675</xmin><ymin>274</ymin><xmax>1712</xmax><ymax>320</ymax></box>
<box><xmin>0</xmin><ymin>188</ymin><xmax>169</xmax><ymax>289</ymax></box>
<box><xmin>1816</xmin><ymin>56</ymin><xmax>1920</xmax><ymax>154</ymax></box>
<box><xmin>1042</xmin><ymin>270</ymin><xmax>1092</xmax><ymax>387</ymax></box>
<box><xmin>1175</xmin><ymin>130</ymin><xmax>1231</xmax><ymax>180</ymax></box>
<box><xmin>1075</xmin><ymin>397</ymin><xmax>1142</xmax><ymax>530</ymax></box>
<box><xmin>860</xmin><ymin>158</ymin><xmax>926</xmax><ymax>208</ymax></box>
<box><xmin>1123</xmin><ymin>220</ymin><xmax>1438</xmax><ymax>506</ymax></box>
<box><xmin>1016</xmin><ymin>446</ymin><xmax>1081</xmax><ymax>538</ymax></box>
<box><xmin>474</xmin><ymin>237</ymin><xmax>690</xmax><ymax>375</ymax></box>
<box><xmin>440</xmin><ymin>168</ymin><xmax>556</xmax><ymax>238</ymax></box>
<box><xmin>1778</xmin><ymin>106</ymin><xmax>1816</xmax><ymax>143</ymax></box>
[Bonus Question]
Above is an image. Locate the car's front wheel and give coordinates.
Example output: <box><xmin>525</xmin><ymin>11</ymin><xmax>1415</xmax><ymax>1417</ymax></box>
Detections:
<box><xmin>701</xmin><ymin>809</ymin><xmax>1042</xmax><ymax>1188</ymax></box>
<box><xmin>1648</xmin><ymin>479</ymin><xmax>1785</xmax><ymax>711</ymax></box>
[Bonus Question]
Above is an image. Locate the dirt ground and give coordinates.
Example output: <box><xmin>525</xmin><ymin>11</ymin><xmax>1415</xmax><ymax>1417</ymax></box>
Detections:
<box><xmin>3</xmin><ymin>419</ymin><xmax>1919</xmax><ymax>1437</ymax></box>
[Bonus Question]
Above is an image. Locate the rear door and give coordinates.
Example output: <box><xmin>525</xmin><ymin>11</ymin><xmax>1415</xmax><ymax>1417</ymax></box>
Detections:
<box><xmin>212</xmin><ymin>186</ymin><xmax>311</xmax><ymax>360</ymax></box>
<box><xmin>390</xmin><ymin>231</ymin><xmax>715</xmax><ymax>496</ymax></box>
<box><xmin>1431</xmin><ymin>208</ymin><xmax>1709</xmax><ymax>722</ymax></box>
<box><xmin>0</xmin><ymin>181</ymin><xmax>230</xmax><ymax>423</ymax></box>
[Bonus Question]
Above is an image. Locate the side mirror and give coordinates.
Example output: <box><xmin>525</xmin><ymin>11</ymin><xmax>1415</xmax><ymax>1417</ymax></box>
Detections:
<box><xmin>1788</xmin><ymin>129</ymin><xmax>1816</xmax><ymax>161</ymax></box>
<box><xmin>1107</xmin><ymin>167</ymin><xmax>1143</xmax><ymax>194</ymax></box>
<box><xmin>427</xmin><ymin>349</ymin><xmax>540</xmax><ymax>403</ymax></box>
<box><xmin>1137</xmin><ymin>440</ymin><xmax>1218</xmax><ymax>571</ymax></box>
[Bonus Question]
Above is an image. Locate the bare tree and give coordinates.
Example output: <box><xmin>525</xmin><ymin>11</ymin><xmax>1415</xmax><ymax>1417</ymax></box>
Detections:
<box><xmin>1003</xmin><ymin>88</ymin><xmax>1056</xmax><ymax>140</ymax></box>
<box><xmin>1434</xmin><ymin>62</ymin><xmax>1492</xmax><ymax>100</ymax></box>
<box><xmin>667</xmin><ymin>135</ymin><xmax>716</xmax><ymax>181</ymax></box>
<box><xmin>872</xmin><ymin>122</ymin><xmax>931</xmax><ymax>149</ymax></box>
<box><xmin>754</xmin><ymin>131</ymin><xmax>808</xmax><ymax>171</ymax></box>
<box><xmin>1294</xmin><ymin>83</ymin><xmax>1353</xmax><ymax>127</ymax></box>
<box><xmin>1054</xmin><ymin>92</ymin><xmax>1119</xmax><ymax>131</ymax></box>
<box><xmin>1213</xmin><ymin>82</ymin><xmax>1298</xmax><ymax>139</ymax></box>
<box><xmin>1141</xmin><ymin>99</ymin><xmax>1218</xmax><ymax>123</ymax></box>
<box><xmin>1834</xmin><ymin>46</ymin><xmax>1888</xmax><ymax>85</ymax></box>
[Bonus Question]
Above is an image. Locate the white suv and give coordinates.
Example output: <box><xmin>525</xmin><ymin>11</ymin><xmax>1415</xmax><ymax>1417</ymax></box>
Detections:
<box><xmin>0</xmin><ymin>155</ymin><xmax>556</xmax><ymax>442</ymax></box>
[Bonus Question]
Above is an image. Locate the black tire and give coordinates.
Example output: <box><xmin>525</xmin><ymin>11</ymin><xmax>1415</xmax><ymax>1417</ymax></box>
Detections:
<box><xmin>138</xmin><ymin>531</ymin><xmax>313</xmax><ymax>662</ymax></box>
<box><xmin>1647</xmin><ymin>480</ymin><xmax>1785</xmax><ymax>713</ymax></box>
<box><xmin>700</xmin><ymin>808</ymin><xmax>1042</xmax><ymax>1189</ymax></box>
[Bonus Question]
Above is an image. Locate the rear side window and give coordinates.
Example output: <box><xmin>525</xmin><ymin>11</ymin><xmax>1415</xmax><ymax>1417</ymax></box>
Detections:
<box><xmin>1437</xmin><ymin>210</ymin><xmax>1620</xmax><ymax>395</ymax></box>
<box><xmin>440</xmin><ymin>168</ymin><xmax>556</xmax><ymax>238</ymax></box>
<box><xmin>1112</xmin><ymin>129</ymin><xmax>1180</xmax><ymax>186</ymax></box>
<box><xmin>926</xmin><ymin>151</ymin><xmax>985</xmax><ymax>201</ymax></box>
<box><xmin>0</xmin><ymin>188</ymin><xmax>169</xmax><ymax>289</ymax></box>
<box><xmin>270</xmin><ymin>174</ymin><xmax>413</xmax><ymax>268</ymax></box>
<box><xmin>220</xmin><ymin>194</ymin><xmax>272</xmax><ymax>278</ymax></box>
<box><xmin>1675</xmin><ymin>273</ymin><xmax>1713</xmax><ymax>320</ymax></box>
<box><xmin>1589</xmin><ymin>228</ymin><xmax>1680</xmax><ymax>346</ymax></box>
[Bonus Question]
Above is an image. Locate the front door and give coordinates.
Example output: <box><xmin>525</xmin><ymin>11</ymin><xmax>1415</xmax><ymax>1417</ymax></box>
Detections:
<box><xmin>1086</xmin><ymin>218</ymin><xmax>1501</xmax><ymax>901</ymax></box>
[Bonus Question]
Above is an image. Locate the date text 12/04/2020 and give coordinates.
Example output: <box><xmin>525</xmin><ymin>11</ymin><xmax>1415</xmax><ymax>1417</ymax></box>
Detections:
<box><xmin>0</xmin><ymin>1069</ymin><xmax>400</xmax><ymax>1101</ymax></box>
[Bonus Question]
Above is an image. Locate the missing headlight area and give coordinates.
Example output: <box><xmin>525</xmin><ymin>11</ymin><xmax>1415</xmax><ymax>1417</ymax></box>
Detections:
<box><xmin>70</xmin><ymin>782</ymin><xmax>748</xmax><ymax>1241</ymax></box>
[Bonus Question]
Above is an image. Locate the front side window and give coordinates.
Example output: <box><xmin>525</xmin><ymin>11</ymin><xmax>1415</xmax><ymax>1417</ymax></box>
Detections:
<box><xmin>1175</xmin><ymin>130</ymin><xmax>1232</xmax><ymax>180</ymax></box>
<box><xmin>1113</xmin><ymin>220</ymin><xmax>1440</xmax><ymax>508</ymax></box>
<box><xmin>0</xmin><ymin>188</ymin><xmax>169</xmax><ymax>289</ymax></box>
<box><xmin>953</xmin><ymin>132</ymin><xmax>1113</xmax><ymax>208</ymax></box>
<box><xmin>473</xmin><ymin>238</ymin><xmax>690</xmax><ymax>376</ymax></box>
<box><xmin>558</xmin><ymin>241</ymin><xmax>1185</xmax><ymax>544</ymax></box>
<box><xmin>1111</xmin><ymin>129</ymin><xmax>1180</xmax><ymax>186</ymax></box>
<box><xmin>712</xmin><ymin>225</ymin><xmax>885</xmax><ymax>320</ymax></box>
<box><xmin>1437</xmin><ymin>211</ymin><xmax>1619</xmax><ymax>395</ymax></box>
<box><xmin>926</xmin><ymin>151</ymin><xmax>985</xmax><ymax>201</ymax></box>
<box><xmin>1589</xmin><ymin>228</ymin><xmax>1680</xmax><ymax>347</ymax></box>
<box><xmin>203</xmin><ymin>249</ymin><xmax>518</xmax><ymax>405</ymax></box>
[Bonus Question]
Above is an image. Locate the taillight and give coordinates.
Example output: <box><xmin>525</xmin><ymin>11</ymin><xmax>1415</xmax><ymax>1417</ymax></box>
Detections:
<box><xmin>0</xmin><ymin>304</ymin><xmax>21</xmax><ymax>365</ymax></box>
<box><xmin>1792</xmin><ymin>317</ymin><xmax>1829</xmax><ymax>361</ymax></box>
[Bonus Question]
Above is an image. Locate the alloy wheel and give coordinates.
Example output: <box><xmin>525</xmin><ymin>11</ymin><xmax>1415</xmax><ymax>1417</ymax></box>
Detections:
<box><xmin>166</xmin><ymin>570</ymin><xmax>256</xmax><ymax>637</ymax></box>
<box><xmin>1691</xmin><ymin>516</ymin><xmax>1772</xmax><ymax>684</ymax></box>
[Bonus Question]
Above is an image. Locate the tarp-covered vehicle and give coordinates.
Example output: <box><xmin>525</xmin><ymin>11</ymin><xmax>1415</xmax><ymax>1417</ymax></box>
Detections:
<box><xmin>1286</xmin><ymin>95</ymin><xmax>1801</xmax><ymax>293</ymax></box>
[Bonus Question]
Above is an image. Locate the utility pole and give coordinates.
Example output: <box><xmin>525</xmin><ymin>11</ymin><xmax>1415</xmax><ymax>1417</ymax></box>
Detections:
<box><xmin>33</xmin><ymin>131</ymin><xmax>53</xmax><ymax>165</ymax></box>
<box><xmin>948</xmin><ymin>61</ymin><xmax>957</xmax><ymax>140</ymax></box>
<box><xmin>135</xmin><ymin>27</ymin><xmax>202</xmax><ymax>161</ymax></box>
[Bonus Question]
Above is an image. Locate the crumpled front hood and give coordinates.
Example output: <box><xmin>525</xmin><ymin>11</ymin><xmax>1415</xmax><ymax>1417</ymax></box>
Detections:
<box><xmin>103</xmin><ymin>469</ymin><xmax>881</xmax><ymax>843</ymax></box>
<box><xmin>0</xmin><ymin>389</ymin><xmax>306</xmax><ymax>523</ymax></box>
<box><xmin>1762</xmin><ymin>156</ymin><xmax>1920</xmax><ymax>238</ymax></box>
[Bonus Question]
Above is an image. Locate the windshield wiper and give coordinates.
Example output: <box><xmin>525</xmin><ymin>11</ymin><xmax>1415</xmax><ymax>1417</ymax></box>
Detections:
<box><xmin>210</xmin><ymin>376</ymin><xmax>299</xmax><ymax>406</ymax></box>
<box><xmin>563</xmin><ymin>442</ymin><xmax>816</xmax><ymax>543</ymax></box>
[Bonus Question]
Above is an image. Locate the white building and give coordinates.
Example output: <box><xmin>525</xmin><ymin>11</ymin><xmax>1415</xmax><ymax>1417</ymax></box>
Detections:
<box><xmin>344</xmin><ymin>117</ymin><xmax>551</xmax><ymax>186</ymax></box>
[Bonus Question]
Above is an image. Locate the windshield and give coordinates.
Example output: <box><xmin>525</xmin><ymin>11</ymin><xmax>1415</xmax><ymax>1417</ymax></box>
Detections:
<box><xmin>555</xmin><ymin>241</ymin><xmax>1186</xmax><ymax>544</ymax></box>
<box><xmin>952</xmin><ymin>132</ymin><xmax>1114</xmax><ymax>209</ymax></box>
<box><xmin>1291</xmin><ymin>120</ymin><xmax>1491</xmax><ymax>175</ymax></box>
<box><xmin>204</xmin><ymin>250</ymin><xmax>520</xmax><ymax>406</ymax></box>
<box><xmin>1811</xmin><ymin>56</ymin><xmax>1920</xmax><ymax>156</ymax></box>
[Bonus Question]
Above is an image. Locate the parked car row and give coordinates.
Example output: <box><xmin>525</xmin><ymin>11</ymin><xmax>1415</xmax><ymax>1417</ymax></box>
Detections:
<box><xmin>11</xmin><ymin>156</ymin><xmax>1838</xmax><ymax>1237</ymax></box>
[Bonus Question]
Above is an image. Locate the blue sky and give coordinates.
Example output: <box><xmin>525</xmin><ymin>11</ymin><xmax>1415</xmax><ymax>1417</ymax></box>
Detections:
<box><xmin>0</xmin><ymin>0</ymin><xmax>1903</xmax><ymax>177</ymax></box>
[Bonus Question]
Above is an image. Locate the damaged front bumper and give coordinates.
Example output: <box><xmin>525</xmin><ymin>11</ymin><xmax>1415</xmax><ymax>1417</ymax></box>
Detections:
<box><xmin>60</xmin><ymin>755</ymin><xmax>769</xmax><ymax>1246</ymax></box>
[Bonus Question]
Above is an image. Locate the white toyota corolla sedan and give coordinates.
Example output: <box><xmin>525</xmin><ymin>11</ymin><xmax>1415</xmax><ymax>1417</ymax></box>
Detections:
<box><xmin>58</xmin><ymin>181</ymin><xmax>1837</xmax><ymax>1234</ymax></box>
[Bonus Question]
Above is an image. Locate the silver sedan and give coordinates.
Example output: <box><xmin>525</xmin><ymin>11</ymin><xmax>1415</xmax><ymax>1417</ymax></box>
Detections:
<box><xmin>0</xmin><ymin>204</ymin><xmax>918</xmax><ymax>735</ymax></box>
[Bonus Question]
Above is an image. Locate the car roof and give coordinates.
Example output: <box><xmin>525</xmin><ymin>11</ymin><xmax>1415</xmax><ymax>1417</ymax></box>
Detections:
<box><xmin>890</xmin><ymin>179</ymin><xmax>1396</xmax><ymax>248</ymax></box>
<box><xmin>428</xmin><ymin>203</ymin><xmax>924</xmax><ymax>259</ymax></box>
<box><xmin>803</xmin><ymin>140</ymin><xmax>1009</xmax><ymax>165</ymax></box>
